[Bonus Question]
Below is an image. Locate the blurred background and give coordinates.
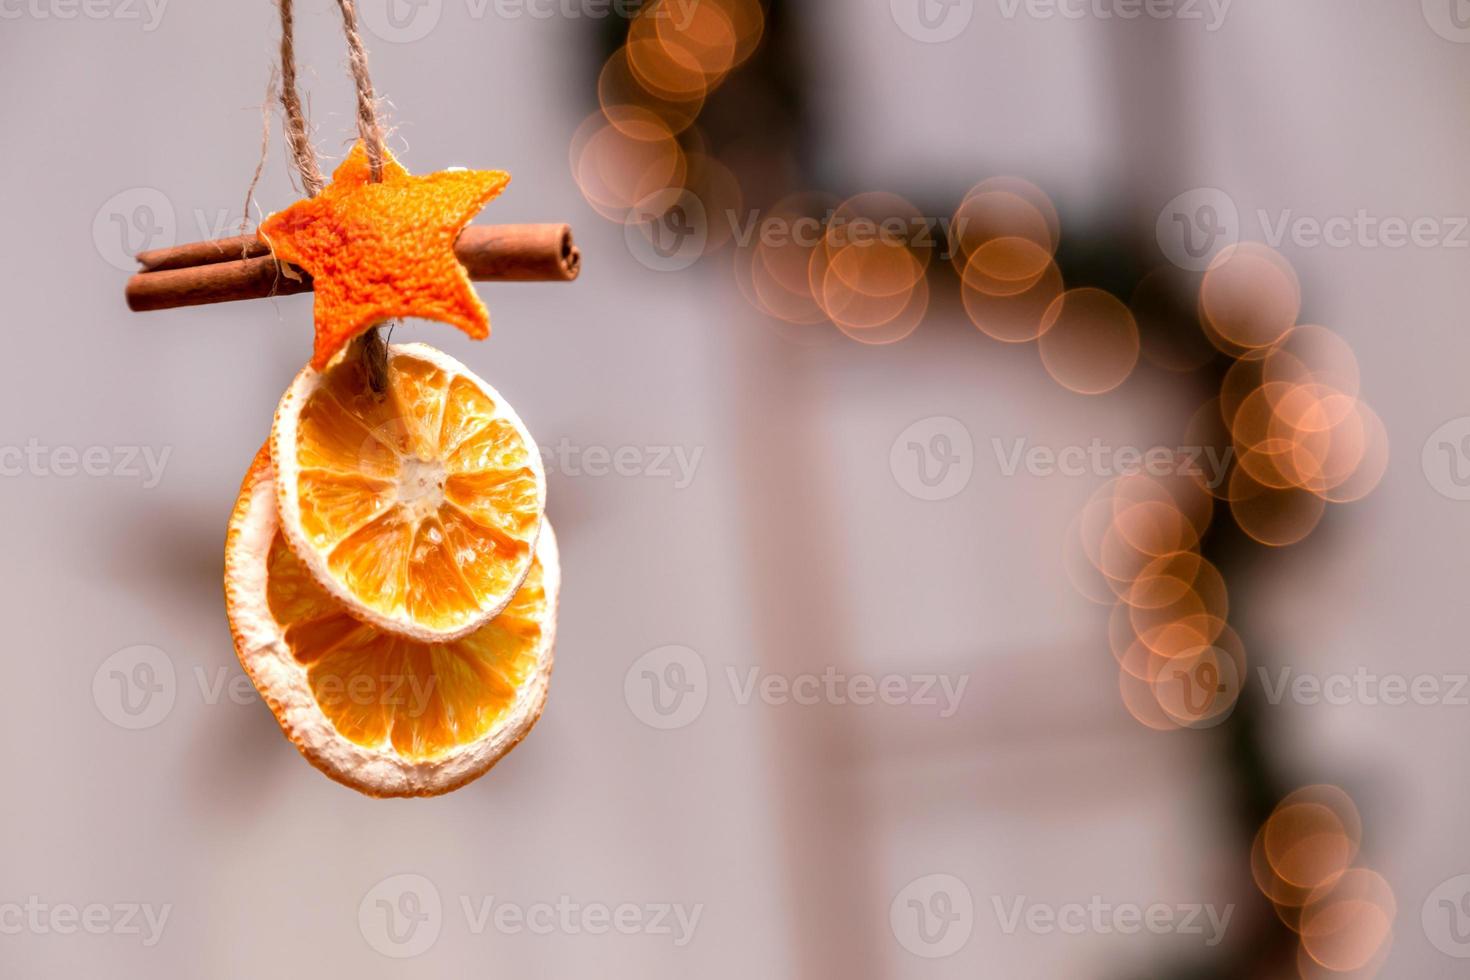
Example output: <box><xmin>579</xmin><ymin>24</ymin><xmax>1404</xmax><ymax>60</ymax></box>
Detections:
<box><xmin>3</xmin><ymin>0</ymin><xmax>1470</xmax><ymax>975</ymax></box>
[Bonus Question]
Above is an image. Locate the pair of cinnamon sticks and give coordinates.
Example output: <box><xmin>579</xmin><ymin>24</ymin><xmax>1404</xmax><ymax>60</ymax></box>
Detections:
<box><xmin>125</xmin><ymin>223</ymin><xmax>580</xmax><ymax>313</ymax></box>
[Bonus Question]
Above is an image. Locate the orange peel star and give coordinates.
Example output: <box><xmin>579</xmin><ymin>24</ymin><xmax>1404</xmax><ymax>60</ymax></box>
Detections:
<box><xmin>259</xmin><ymin>141</ymin><xmax>510</xmax><ymax>368</ymax></box>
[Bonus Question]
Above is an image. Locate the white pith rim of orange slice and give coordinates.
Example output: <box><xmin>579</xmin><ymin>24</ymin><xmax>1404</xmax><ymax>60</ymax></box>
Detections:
<box><xmin>224</xmin><ymin>449</ymin><xmax>560</xmax><ymax>798</ymax></box>
<box><xmin>270</xmin><ymin>342</ymin><xmax>547</xmax><ymax>643</ymax></box>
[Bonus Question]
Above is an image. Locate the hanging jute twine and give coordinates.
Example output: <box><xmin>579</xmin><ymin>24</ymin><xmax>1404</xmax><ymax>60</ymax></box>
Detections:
<box><xmin>276</xmin><ymin>0</ymin><xmax>391</xmax><ymax>392</ymax></box>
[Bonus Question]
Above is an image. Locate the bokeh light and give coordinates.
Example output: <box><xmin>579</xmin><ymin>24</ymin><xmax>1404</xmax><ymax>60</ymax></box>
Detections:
<box><xmin>1038</xmin><ymin>288</ymin><xmax>1140</xmax><ymax>394</ymax></box>
<box><xmin>598</xmin><ymin>47</ymin><xmax>704</xmax><ymax>136</ymax></box>
<box><xmin>570</xmin><ymin>107</ymin><xmax>686</xmax><ymax>221</ymax></box>
<box><xmin>577</xmin><ymin>0</ymin><xmax>765</xmax><ymax>232</ymax></box>
<box><xmin>1299</xmin><ymin>869</ymin><xmax>1396</xmax><ymax>973</ymax></box>
<box><xmin>961</xmin><ymin>253</ymin><xmax>1065</xmax><ymax>343</ymax></box>
<box><xmin>1251</xmin><ymin>786</ymin><xmax>1391</xmax><ymax>976</ymax></box>
<box><xmin>951</xmin><ymin>178</ymin><xmax>1060</xmax><ymax>264</ymax></box>
<box><xmin>1199</xmin><ymin>243</ymin><xmax>1301</xmax><ymax>352</ymax></box>
<box><xmin>1066</xmin><ymin>473</ymin><xmax>1242</xmax><ymax>730</ymax></box>
<box><xmin>808</xmin><ymin>192</ymin><xmax>931</xmax><ymax>344</ymax></box>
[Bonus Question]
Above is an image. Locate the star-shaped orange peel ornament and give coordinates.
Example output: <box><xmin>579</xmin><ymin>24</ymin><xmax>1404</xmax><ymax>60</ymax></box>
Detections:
<box><xmin>259</xmin><ymin>141</ymin><xmax>510</xmax><ymax>369</ymax></box>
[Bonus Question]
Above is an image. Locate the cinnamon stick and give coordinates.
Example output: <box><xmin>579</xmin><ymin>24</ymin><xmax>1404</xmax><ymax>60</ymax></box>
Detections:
<box><xmin>126</xmin><ymin>223</ymin><xmax>580</xmax><ymax>312</ymax></box>
<box><xmin>136</xmin><ymin>235</ymin><xmax>273</xmax><ymax>271</ymax></box>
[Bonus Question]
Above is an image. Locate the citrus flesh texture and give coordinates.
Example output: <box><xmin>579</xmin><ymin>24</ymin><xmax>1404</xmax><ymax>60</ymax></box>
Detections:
<box><xmin>265</xmin><ymin>519</ymin><xmax>552</xmax><ymax>760</ymax></box>
<box><xmin>225</xmin><ymin>446</ymin><xmax>559</xmax><ymax>795</ymax></box>
<box><xmin>279</xmin><ymin>344</ymin><xmax>544</xmax><ymax>640</ymax></box>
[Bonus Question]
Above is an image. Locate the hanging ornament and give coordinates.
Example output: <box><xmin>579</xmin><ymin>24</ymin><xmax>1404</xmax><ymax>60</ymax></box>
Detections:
<box><xmin>125</xmin><ymin>0</ymin><xmax>579</xmax><ymax>797</ymax></box>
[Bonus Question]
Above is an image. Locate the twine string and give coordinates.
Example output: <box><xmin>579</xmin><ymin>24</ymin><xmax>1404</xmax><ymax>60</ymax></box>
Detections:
<box><xmin>334</xmin><ymin>0</ymin><xmax>388</xmax><ymax>182</ymax></box>
<box><xmin>275</xmin><ymin>0</ymin><xmax>391</xmax><ymax>393</ymax></box>
<box><xmin>239</xmin><ymin>68</ymin><xmax>277</xmax><ymax>246</ymax></box>
<box><xmin>278</xmin><ymin>0</ymin><xmax>326</xmax><ymax>197</ymax></box>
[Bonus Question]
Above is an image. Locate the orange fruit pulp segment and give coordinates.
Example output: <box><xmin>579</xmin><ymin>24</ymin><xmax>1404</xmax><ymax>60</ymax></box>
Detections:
<box><xmin>265</xmin><ymin>525</ymin><xmax>550</xmax><ymax>760</ymax></box>
<box><xmin>274</xmin><ymin>343</ymin><xmax>546</xmax><ymax>641</ymax></box>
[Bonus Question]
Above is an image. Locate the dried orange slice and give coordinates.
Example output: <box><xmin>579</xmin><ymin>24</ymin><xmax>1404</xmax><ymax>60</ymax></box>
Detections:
<box><xmin>271</xmin><ymin>342</ymin><xmax>545</xmax><ymax>642</ymax></box>
<box><xmin>225</xmin><ymin>447</ymin><xmax>559</xmax><ymax>797</ymax></box>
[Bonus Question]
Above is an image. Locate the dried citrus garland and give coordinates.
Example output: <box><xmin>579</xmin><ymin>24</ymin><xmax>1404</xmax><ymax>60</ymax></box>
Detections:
<box><xmin>210</xmin><ymin>2</ymin><xmax>558</xmax><ymax>797</ymax></box>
